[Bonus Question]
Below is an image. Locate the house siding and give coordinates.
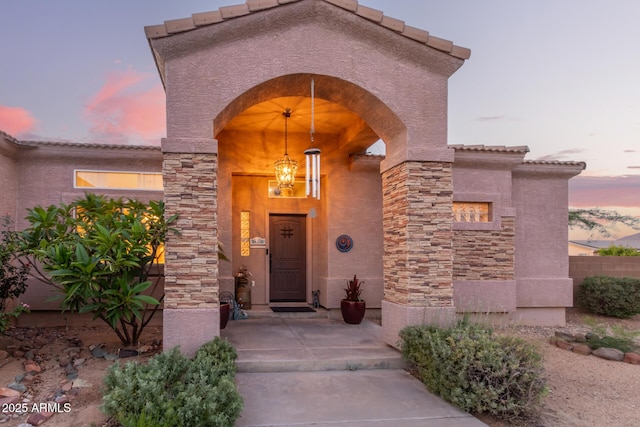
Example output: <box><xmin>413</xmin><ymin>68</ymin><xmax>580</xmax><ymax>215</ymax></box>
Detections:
<box><xmin>453</xmin><ymin>216</ymin><xmax>515</xmax><ymax>281</ymax></box>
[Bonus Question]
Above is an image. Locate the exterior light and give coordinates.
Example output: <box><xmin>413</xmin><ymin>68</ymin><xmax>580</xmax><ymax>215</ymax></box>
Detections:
<box><xmin>274</xmin><ymin>109</ymin><xmax>298</xmax><ymax>195</ymax></box>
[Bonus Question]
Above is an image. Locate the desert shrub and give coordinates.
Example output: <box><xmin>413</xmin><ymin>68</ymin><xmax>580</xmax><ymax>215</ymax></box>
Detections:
<box><xmin>102</xmin><ymin>338</ymin><xmax>243</xmax><ymax>427</ymax></box>
<box><xmin>597</xmin><ymin>245</ymin><xmax>640</xmax><ymax>256</ymax></box>
<box><xmin>586</xmin><ymin>334</ymin><xmax>637</xmax><ymax>353</ymax></box>
<box><xmin>577</xmin><ymin>276</ymin><xmax>640</xmax><ymax>319</ymax></box>
<box><xmin>400</xmin><ymin>321</ymin><xmax>546</xmax><ymax>422</ymax></box>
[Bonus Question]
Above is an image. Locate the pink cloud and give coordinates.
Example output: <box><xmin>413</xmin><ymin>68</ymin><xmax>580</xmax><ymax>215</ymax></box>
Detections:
<box><xmin>0</xmin><ymin>106</ymin><xmax>37</xmax><ymax>136</ymax></box>
<box><xmin>569</xmin><ymin>175</ymin><xmax>640</xmax><ymax>208</ymax></box>
<box><xmin>84</xmin><ymin>68</ymin><xmax>165</xmax><ymax>144</ymax></box>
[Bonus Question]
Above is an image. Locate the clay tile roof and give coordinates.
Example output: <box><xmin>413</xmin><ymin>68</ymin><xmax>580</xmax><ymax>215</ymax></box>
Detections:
<box><xmin>524</xmin><ymin>159</ymin><xmax>586</xmax><ymax>168</ymax></box>
<box><xmin>145</xmin><ymin>0</ymin><xmax>471</xmax><ymax>60</ymax></box>
<box><xmin>449</xmin><ymin>144</ymin><xmax>530</xmax><ymax>153</ymax></box>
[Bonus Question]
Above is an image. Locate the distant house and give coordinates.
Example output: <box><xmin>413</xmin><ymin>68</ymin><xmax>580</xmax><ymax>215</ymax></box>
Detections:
<box><xmin>570</xmin><ymin>232</ymin><xmax>640</xmax><ymax>256</ymax></box>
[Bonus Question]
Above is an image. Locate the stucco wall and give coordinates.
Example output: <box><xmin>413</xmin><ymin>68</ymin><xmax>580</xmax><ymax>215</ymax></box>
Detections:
<box><xmin>220</xmin><ymin>129</ymin><xmax>383</xmax><ymax>309</ymax></box>
<box><xmin>153</xmin><ymin>1</ymin><xmax>461</xmax><ymax>168</ymax></box>
<box><xmin>511</xmin><ymin>165</ymin><xmax>577</xmax><ymax>324</ymax></box>
<box><xmin>14</xmin><ymin>143</ymin><xmax>163</xmax><ymax>311</ymax></box>
<box><xmin>0</xmin><ymin>135</ymin><xmax>18</xmax><ymax>222</ymax></box>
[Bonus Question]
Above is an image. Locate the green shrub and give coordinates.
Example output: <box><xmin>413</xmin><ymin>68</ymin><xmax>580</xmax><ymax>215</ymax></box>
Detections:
<box><xmin>586</xmin><ymin>334</ymin><xmax>637</xmax><ymax>353</ymax></box>
<box><xmin>597</xmin><ymin>245</ymin><xmax>640</xmax><ymax>256</ymax></box>
<box><xmin>577</xmin><ymin>276</ymin><xmax>640</xmax><ymax>319</ymax></box>
<box><xmin>400</xmin><ymin>321</ymin><xmax>546</xmax><ymax>422</ymax></box>
<box><xmin>102</xmin><ymin>338</ymin><xmax>243</xmax><ymax>427</ymax></box>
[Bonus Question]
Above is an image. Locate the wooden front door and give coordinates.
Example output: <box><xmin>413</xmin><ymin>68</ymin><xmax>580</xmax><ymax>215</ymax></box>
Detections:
<box><xmin>269</xmin><ymin>214</ymin><xmax>306</xmax><ymax>302</ymax></box>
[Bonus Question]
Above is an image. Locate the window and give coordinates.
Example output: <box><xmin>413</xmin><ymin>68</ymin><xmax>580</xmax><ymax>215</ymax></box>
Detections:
<box><xmin>75</xmin><ymin>170</ymin><xmax>162</xmax><ymax>191</ymax></box>
<box><xmin>453</xmin><ymin>202</ymin><xmax>490</xmax><ymax>223</ymax></box>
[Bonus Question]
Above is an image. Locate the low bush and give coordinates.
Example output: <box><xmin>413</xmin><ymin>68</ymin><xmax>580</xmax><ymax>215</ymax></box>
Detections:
<box><xmin>586</xmin><ymin>334</ymin><xmax>637</xmax><ymax>353</ymax></box>
<box><xmin>577</xmin><ymin>276</ymin><xmax>640</xmax><ymax>319</ymax></box>
<box><xmin>400</xmin><ymin>321</ymin><xmax>546</xmax><ymax>423</ymax></box>
<box><xmin>102</xmin><ymin>337</ymin><xmax>243</xmax><ymax>427</ymax></box>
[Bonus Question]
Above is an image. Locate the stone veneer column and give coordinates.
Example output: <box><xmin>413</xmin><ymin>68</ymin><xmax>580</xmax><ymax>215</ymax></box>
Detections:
<box><xmin>381</xmin><ymin>161</ymin><xmax>456</xmax><ymax>347</ymax></box>
<box><xmin>161</xmin><ymin>137</ymin><xmax>219</xmax><ymax>357</ymax></box>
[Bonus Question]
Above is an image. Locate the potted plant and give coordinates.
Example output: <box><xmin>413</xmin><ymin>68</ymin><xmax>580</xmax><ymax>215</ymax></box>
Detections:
<box><xmin>341</xmin><ymin>274</ymin><xmax>365</xmax><ymax>324</ymax></box>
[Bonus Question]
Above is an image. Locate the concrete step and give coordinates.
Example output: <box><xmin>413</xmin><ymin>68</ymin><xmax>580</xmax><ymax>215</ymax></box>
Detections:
<box><xmin>221</xmin><ymin>317</ymin><xmax>405</xmax><ymax>374</ymax></box>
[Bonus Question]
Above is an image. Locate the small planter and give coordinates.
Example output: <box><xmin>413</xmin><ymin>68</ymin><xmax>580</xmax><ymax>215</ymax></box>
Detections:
<box><xmin>341</xmin><ymin>300</ymin><xmax>366</xmax><ymax>324</ymax></box>
<box><xmin>220</xmin><ymin>302</ymin><xmax>230</xmax><ymax>330</ymax></box>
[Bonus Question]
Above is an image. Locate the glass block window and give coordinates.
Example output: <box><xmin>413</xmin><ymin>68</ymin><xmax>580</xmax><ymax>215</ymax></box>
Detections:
<box><xmin>453</xmin><ymin>202</ymin><xmax>490</xmax><ymax>222</ymax></box>
<box><xmin>241</xmin><ymin>211</ymin><xmax>250</xmax><ymax>257</ymax></box>
<box><xmin>75</xmin><ymin>170</ymin><xmax>162</xmax><ymax>191</ymax></box>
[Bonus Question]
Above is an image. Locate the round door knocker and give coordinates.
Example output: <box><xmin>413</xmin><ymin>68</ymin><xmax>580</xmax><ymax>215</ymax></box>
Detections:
<box><xmin>336</xmin><ymin>234</ymin><xmax>353</xmax><ymax>252</ymax></box>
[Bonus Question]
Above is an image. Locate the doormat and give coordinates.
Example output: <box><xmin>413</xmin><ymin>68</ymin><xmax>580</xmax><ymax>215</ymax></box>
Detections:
<box><xmin>271</xmin><ymin>307</ymin><xmax>316</xmax><ymax>313</ymax></box>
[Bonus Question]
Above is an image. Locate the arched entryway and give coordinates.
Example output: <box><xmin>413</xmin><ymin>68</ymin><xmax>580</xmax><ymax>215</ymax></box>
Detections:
<box><xmin>147</xmin><ymin>0</ymin><xmax>468</xmax><ymax>355</ymax></box>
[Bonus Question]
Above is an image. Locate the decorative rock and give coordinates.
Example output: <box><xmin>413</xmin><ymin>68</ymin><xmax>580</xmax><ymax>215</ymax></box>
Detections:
<box><xmin>26</xmin><ymin>412</ymin><xmax>48</xmax><ymax>426</ymax></box>
<box><xmin>574</xmin><ymin>333</ymin><xmax>587</xmax><ymax>343</ymax></box>
<box><xmin>91</xmin><ymin>347</ymin><xmax>108</xmax><ymax>358</ymax></box>
<box><xmin>65</xmin><ymin>347</ymin><xmax>81</xmax><ymax>355</ymax></box>
<box><xmin>8</xmin><ymin>382</ymin><xmax>26</xmax><ymax>393</ymax></box>
<box><xmin>21</xmin><ymin>374</ymin><xmax>36</xmax><ymax>384</ymax></box>
<box><xmin>623</xmin><ymin>352</ymin><xmax>640</xmax><ymax>365</ymax></box>
<box><xmin>104</xmin><ymin>353</ymin><xmax>118</xmax><ymax>361</ymax></box>
<box><xmin>72</xmin><ymin>358</ymin><xmax>85</xmax><ymax>367</ymax></box>
<box><xmin>138</xmin><ymin>344</ymin><xmax>152</xmax><ymax>354</ymax></box>
<box><xmin>13</xmin><ymin>350</ymin><xmax>25</xmax><ymax>358</ymax></box>
<box><xmin>72</xmin><ymin>378</ymin><xmax>93</xmax><ymax>388</ymax></box>
<box><xmin>61</xmin><ymin>381</ymin><xmax>73</xmax><ymax>392</ymax></box>
<box><xmin>572</xmin><ymin>344</ymin><xmax>592</xmax><ymax>356</ymax></box>
<box><xmin>0</xmin><ymin>350</ymin><xmax>8</xmax><ymax>359</ymax></box>
<box><xmin>555</xmin><ymin>339</ymin><xmax>574</xmax><ymax>351</ymax></box>
<box><xmin>0</xmin><ymin>388</ymin><xmax>21</xmax><ymax>406</ymax></box>
<box><xmin>54</xmin><ymin>395</ymin><xmax>69</xmax><ymax>404</ymax></box>
<box><xmin>24</xmin><ymin>362</ymin><xmax>41</xmax><ymax>373</ymax></box>
<box><xmin>592</xmin><ymin>347</ymin><xmax>625</xmax><ymax>361</ymax></box>
<box><xmin>555</xmin><ymin>331</ymin><xmax>576</xmax><ymax>342</ymax></box>
<box><xmin>24</xmin><ymin>350</ymin><xmax>34</xmax><ymax>360</ymax></box>
<box><xmin>58</xmin><ymin>356</ymin><xmax>71</xmax><ymax>367</ymax></box>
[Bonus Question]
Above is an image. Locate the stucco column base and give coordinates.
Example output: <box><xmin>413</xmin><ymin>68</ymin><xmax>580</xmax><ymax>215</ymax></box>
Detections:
<box><xmin>163</xmin><ymin>308</ymin><xmax>219</xmax><ymax>357</ymax></box>
<box><xmin>382</xmin><ymin>300</ymin><xmax>456</xmax><ymax>349</ymax></box>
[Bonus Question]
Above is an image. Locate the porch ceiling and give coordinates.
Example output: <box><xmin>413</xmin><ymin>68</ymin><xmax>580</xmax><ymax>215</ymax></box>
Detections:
<box><xmin>223</xmin><ymin>96</ymin><xmax>379</xmax><ymax>152</ymax></box>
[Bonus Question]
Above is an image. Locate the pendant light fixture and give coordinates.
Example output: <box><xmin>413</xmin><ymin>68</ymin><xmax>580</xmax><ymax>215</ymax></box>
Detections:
<box><xmin>305</xmin><ymin>79</ymin><xmax>321</xmax><ymax>200</ymax></box>
<box><xmin>274</xmin><ymin>108</ymin><xmax>298</xmax><ymax>194</ymax></box>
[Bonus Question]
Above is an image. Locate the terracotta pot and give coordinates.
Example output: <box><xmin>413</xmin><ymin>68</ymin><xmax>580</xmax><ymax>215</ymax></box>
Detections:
<box><xmin>220</xmin><ymin>302</ymin><xmax>230</xmax><ymax>330</ymax></box>
<box><xmin>340</xmin><ymin>300</ymin><xmax>366</xmax><ymax>324</ymax></box>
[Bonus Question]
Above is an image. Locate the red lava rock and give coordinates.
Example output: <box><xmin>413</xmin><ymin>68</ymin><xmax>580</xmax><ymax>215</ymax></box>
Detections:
<box><xmin>27</xmin><ymin>412</ymin><xmax>49</xmax><ymax>426</ymax></box>
<box><xmin>623</xmin><ymin>352</ymin><xmax>640</xmax><ymax>365</ymax></box>
<box><xmin>0</xmin><ymin>388</ymin><xmax>21</xmax><ymax>406</ymax></box>
<box><xmin>0</xmin><ymin>350</ymin><xmax>8</xmax><ymax>359</ymax></box>
<box><xmin>14</xmin><ymin>350</ymin><xmax>25</xmax><ymax>358</ymax></box>
<box><xmin>24</xmin><ymin>362</ymin><xmax>41</xmax><ymax>373</ymax></box>
<box><xmin>555</xmin><ymin>339</ymin><xmax>574</xmax><ymax>351</ymax></box>
<box><xmin>572</xmin><ymin>344</ymin><xmax>592</xmax><ymax>356</ymax></box>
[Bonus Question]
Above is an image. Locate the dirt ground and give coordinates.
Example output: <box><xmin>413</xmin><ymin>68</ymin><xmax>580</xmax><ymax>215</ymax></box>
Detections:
<box><xmin>0</xmin><ymin>309</ymin><xmax>638</xmax><ymax>427</ymax></box>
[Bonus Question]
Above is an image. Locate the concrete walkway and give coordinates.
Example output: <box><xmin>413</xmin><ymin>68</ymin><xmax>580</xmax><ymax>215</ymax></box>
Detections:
<box><xmin>222</xmin><ymin>316</ymin><xmax>487</xmax><ymax>427</ymax></box>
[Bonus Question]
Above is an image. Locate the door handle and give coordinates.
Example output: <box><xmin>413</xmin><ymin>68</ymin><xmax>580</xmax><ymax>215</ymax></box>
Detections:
<box><xmin>269</xmin><ymin>252</ymin><xmax>272</xmax><ymax>274</ymax></box>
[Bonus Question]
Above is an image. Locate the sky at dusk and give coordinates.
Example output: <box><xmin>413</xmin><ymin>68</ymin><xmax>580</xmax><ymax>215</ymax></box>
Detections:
<box><xmin>1</xmin><ymin>0</ymin><xmax>639</xmax><ymax>237</ymax></box>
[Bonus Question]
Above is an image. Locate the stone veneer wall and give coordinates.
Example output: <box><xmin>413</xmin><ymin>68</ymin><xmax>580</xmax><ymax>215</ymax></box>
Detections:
<box><xmin>382</xmin><ymin>161</ymin><xmax>454</xmax><ymax>307</ymax></box>
<box><xmin>453</xmin><ymin>216</ymin><xmax>515</xmax><ymax>280</ymax></box>
<box><xmin>162</xmin><ymin>153</ymin><xmax>219</xmax><ymax>309</ymax></box>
